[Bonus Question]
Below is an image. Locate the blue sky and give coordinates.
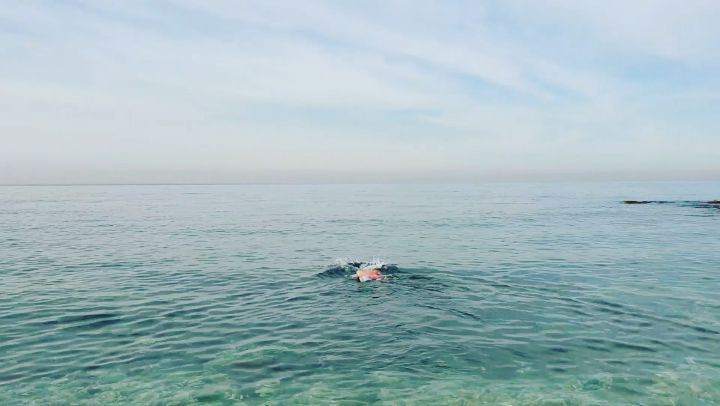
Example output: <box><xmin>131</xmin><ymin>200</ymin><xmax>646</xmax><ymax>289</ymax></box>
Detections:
<box><xmin>1</xmin><ymin>0</ymin><xmax>719</xmax><ymax>183</ymax></box>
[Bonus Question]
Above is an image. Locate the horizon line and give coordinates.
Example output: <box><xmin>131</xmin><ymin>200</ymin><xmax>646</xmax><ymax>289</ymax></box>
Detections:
<box><xmin>3</xmin><ymin>179</ymin><xmax>720</xmax><ymax>187</ymax></box>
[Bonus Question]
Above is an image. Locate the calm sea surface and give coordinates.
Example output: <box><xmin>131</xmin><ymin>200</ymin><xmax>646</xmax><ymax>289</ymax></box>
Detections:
<box><xmin>1</xmin><ymin>183</ymin><xmax>719</xmax><ymax>404</ymax></box>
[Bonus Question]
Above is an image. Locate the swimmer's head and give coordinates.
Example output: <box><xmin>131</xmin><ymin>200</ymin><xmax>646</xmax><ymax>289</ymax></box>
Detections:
<box><xmin>355</xmin><ymin>267</ymin><xmax>383</xmax><ymax>281</ymax></box>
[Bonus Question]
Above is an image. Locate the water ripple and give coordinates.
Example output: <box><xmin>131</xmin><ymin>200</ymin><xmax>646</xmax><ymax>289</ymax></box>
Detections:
<box><xmin>1</xmin><ymin>184</ymin><xmax>719</xmax><ymax>403</ymax></box>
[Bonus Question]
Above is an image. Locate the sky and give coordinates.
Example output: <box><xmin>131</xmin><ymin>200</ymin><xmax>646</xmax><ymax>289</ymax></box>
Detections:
<box><xmin>1</xmin><ymin>0</ymin><xmax>719</xmax><ymax>184</ymax></box>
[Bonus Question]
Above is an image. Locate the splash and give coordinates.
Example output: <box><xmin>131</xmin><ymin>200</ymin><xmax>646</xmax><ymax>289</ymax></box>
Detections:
<box><xmin>316</xmin><ymin>258</ymin><xmax>398</xmax><ymax>279</ymax></box>
<box><xmin>335</xmin><ymin>257</ymin><xmax>387</xmax><ymax>269</ymax></box>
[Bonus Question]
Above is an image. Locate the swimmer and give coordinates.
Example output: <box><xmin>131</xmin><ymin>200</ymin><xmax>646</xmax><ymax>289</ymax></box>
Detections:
<box><xmin>354</xmin><ymin>264</ymin><xmax>383</xmax><ymax>282</ymax></box>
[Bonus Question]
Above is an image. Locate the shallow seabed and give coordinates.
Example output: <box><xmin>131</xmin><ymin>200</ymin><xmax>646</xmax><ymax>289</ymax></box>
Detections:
<box><xmin>1</xmin><ymin>182</ymin><xmax>719</xmax><ymax>404</ymax></box>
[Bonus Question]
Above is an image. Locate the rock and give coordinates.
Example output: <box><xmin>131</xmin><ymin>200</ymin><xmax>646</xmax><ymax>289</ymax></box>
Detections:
<box><xmin>623</xmin><ymin>200</ymin><xmax>654</xmax><ymax>204</ymax></box>
<box><xmin>707</xmin><ymin>200</ymin><xmax>720</xmax><ymax>205</ymax></box>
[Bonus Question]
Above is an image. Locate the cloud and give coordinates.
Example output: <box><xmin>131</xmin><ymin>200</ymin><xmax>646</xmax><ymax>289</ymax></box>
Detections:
<box><xmin>502</xmin><ymin>0</ymin><xmax>720</xmax><ymax>64</ymax></box>
<box><xmin>0</xmin><ymin>0</ymin><xmax>718</xmax><ymax>183</ymax></box>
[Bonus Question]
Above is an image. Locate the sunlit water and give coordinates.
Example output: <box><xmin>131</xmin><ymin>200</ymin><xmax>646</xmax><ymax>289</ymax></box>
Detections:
<box><xmin>1</xmin><ymin>183</ymin><xmax>719</xmax><ymax>404</ymax></box>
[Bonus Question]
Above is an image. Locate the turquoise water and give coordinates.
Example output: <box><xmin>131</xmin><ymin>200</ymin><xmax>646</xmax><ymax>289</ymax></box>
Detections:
<box><xmin>1</xmin><ymin>183</ymin><xmax>719</xmax><ymax>404</ymax></box>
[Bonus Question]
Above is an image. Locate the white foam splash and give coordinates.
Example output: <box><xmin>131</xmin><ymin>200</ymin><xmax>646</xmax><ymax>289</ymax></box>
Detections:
<box><xmin>335</xmin><ymin>257</ymin><xmax>387</xmax><ymax>268</ymax></box>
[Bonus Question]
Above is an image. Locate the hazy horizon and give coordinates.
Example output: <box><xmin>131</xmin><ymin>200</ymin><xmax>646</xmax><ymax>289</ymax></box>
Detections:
<box><xmin>2</xmin><ymin>1</ymin><xmax>719</xmax><ymax>184</ymax></box>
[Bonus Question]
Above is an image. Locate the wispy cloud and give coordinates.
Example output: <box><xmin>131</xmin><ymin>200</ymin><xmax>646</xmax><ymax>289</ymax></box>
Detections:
<box><xmin>1</xmin><ymin>0</ymin><xmax>718</xmax><ymax>183</ymax></box>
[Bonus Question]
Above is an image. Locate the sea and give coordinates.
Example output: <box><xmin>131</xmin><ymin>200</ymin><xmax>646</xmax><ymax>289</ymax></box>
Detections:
<box><xmin>1</xmin><ymin>182</ymin><xmax>719</xmax><ymax>404</ymax></box>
